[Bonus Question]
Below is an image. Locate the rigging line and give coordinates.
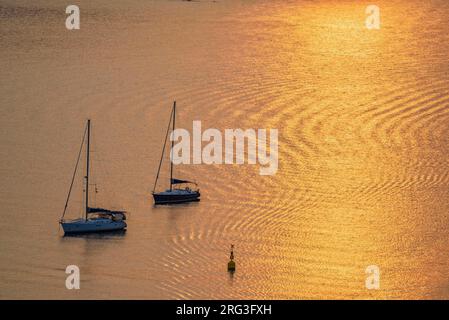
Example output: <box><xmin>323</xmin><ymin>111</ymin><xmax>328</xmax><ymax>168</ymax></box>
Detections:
<box><xmin>61</xmin><ymin>123</ymin><xmax>88</xmax><ymax>220</ymax></box>
<box><xmin>152</xmin><ymin>105</ymin><xmax>174</xmax><ymax>193</ymax></box>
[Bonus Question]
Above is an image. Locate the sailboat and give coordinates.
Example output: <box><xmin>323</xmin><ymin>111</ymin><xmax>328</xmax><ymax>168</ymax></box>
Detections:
<box><xmin>59</xmin><ymin>119</ymin><xmax>127</xmax><ymax>234</ymax></box>
<box><xmin>152</xmin><ymin>101</ymin><xmax>200</xmax><ymax>204</ymax></box>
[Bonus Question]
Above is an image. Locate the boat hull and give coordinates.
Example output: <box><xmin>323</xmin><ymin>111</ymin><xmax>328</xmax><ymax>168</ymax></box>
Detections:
<box><xmin>153</xmin><ymin>191</ymin><xmax>200</xmax><ymax>204</ymax></box>
<box><xmin>61</xmin><ymin>219</ymin><xmax>127</xmax><ymax>234</ymax></box>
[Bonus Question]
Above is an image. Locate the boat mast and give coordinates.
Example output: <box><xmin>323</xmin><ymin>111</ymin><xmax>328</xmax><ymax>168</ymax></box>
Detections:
<box><xmin>85</xmin><ymin>119</ymin><xmax>91</xmax><ymax>220</ymax></box>
<box><xmin>170</xmin><ymin>101</ymin><xmax>176</xmax><ymax>191</ymax></box>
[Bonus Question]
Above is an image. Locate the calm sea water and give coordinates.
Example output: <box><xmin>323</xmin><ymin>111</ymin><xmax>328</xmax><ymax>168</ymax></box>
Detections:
<box><xmin>1</xmin><ymin>0</ymin><xmax>449</xmax><ymax>299</ymax></box>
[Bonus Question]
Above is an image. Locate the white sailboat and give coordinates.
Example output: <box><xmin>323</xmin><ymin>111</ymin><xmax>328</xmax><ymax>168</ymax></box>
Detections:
<box><xmin>59</xmin><ymin>119</ymin><xmax>127</xmax><ymax>235</ymax></box>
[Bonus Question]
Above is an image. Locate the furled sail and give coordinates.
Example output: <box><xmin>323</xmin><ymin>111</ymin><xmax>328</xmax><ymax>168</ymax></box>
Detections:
<box><xmin>171</xmin><ymin>178</ymin><xmax>194</xmax><ymax>185</ymax></box>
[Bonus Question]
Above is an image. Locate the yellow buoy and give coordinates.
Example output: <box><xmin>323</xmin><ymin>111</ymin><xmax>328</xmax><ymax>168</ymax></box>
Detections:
<box><xmin>227</xmin><ymin>244</ymin><xmax>236</xmax><ymax>272</ymax></box>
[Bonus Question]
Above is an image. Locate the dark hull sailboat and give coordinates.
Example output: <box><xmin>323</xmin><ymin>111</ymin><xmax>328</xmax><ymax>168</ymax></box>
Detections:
<box><xmin>152</xmin><ymin>101</ymin><xmax>200</xmax><ymax>205</ymax></box>
<box><xmin>60</xmin><ymin>120</ymin><xmax>127</xmax><ymax>235</ymax></box>
<box><xmin>153</xmin><ymin>189</ymin><xmax>201</xmax><ymax>204</ymax></box>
